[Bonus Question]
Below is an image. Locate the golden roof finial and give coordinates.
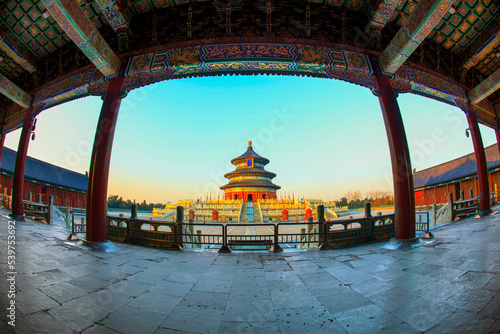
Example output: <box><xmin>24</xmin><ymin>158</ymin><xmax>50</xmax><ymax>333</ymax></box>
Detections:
<box><xmin>248</xmin><ymin>140</ymin><xmax>252</xmax><ymax>148</ymax></box>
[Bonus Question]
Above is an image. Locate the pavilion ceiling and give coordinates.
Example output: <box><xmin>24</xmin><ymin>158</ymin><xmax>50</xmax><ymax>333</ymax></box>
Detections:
<box><xmin>0</xmin><ymin>0</ymin><xmax>499</xmax><ymax>132</ymax></box>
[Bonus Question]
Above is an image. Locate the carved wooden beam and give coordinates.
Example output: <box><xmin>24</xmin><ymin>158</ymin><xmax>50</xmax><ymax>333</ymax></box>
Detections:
<box><xmin>0</xmin><ymin>29</ymin><xmax>37</xmax><ymax>73</ymax></box>
<box><xmin>0</xmin><ymin>74</ymin><xmax>32</xmax><ymax>108</ymax></box>
<box><xmin>41</xmin><ymin>0</ymin><xmax>121</xmax><ymax>77</ymax></box>
<box><xmin>462</xmin><ymin>28</ymin><xmax>500</xmax><ymax>74</ymax></box>
<box><xmin>93</xmin><ymin>0</ymin><xmax>131</xmax><ymax>52</ymax></box>
<box><xmin>379</xmin><ymin>0</ymin><xmax>454</xmax><ymax>74</ymax></box>
<box><xmin>468</xmin><ymin>67</ymin><xmax>500</xmax><ymax>104</ymax></box>
<box><xmin>365</xmin><ymin>0</ymin><xmax>399</xmax><ymax>49</ymax></box>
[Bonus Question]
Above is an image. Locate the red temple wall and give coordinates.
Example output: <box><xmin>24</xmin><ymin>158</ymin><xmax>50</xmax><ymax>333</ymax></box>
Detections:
<box><xmin>415</xmin><ymin>170</ymin><xmax>500</xmax><ymax>206</ymax></box>
<box><xmin>0</xmin><ymin>175</ymin><xmax>86</xmax><ymax>208</ymax></box>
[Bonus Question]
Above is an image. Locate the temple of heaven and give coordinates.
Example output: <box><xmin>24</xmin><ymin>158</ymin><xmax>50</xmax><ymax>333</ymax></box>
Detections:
<box><xmin>221</xmin><ymin>141</ymin><xmax>281</xmax><ymax>202</ymax></box>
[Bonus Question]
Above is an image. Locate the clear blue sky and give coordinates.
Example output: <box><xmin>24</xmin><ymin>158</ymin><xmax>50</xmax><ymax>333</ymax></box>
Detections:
<box><xmin>3</xmin><ymin>75</ymin><xmax>497</xmax><ymax>203</ymax></box>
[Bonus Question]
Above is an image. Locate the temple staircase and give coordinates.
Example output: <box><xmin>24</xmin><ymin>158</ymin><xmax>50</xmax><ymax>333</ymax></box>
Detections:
<box><xmin>247</xmin><ymin>201</ymin><xmax>255</xmax><ymax>222</ymax></box>
<box><xmin>239</xmin><ymin>202</ymin><xmax>248</xmax><ymax>223</ymax></box>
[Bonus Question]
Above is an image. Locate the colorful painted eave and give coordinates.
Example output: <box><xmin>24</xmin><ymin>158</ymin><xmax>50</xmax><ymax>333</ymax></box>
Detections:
<box><xmin>379</xmin><ymin>0</ymin><xmax>454</xmax><ymax>75</ymax></box>
<box><xmin>463</xmin><ymin>29</ymin><xmax>500</xmax><ymax>72</ymax></box>
<box><xmin>41</xmin><ymin>0</ymin><xmax>121</xmax><ymax>78</ymax></box>
<box><xmin>0</xmin><ymin>30</ymin><xmax>36</xmax><ymax>73</ymax></box>
<box><xmin>0</xmin><ymin>73</ymin><xmax>32</xmax><ymax>108</ymax></box>
<box><xmin>468</xmin><ymin>67</ymin><xmax>500</xmax><ymax>105</ymax></box>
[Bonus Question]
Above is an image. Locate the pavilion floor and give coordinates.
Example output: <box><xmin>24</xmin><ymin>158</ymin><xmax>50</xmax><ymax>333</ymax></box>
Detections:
<box><xmin>1</xmin><ymin>207</ymin><xmax>499</xmax><ymax>334</ymax></box>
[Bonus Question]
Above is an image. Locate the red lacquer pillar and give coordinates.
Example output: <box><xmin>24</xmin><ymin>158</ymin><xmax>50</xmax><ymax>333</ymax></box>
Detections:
<box><xmin>86</xmin><ymin>76</ymin><xmax>124</xmax><ymax>242</ymax></box>
<box><xmin>495</xmin><ymin>129</ymin><xmax>500</xmax><ymax>158</ymax></box>
<box><xmin>375</xmin><ymin>74</ymin><xmax>415</xmax><ymax>240</ymax></box>
<box><xmin>0</xmin><ymin>132</ymin><xmax>5</xmax><ymax>165</ymax></box>
<box><xmin>466</xmin><ymin>106</ymin><xmax>490</xmax><ymax>216</ymax></box>
<box><xmin>11</xmin><ymin>107</ymin><xmax>34</xmax><ymax>220</ymax></box>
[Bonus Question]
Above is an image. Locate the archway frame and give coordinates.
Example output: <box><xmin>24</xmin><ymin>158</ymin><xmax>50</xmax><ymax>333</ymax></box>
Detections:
<box><xmin>4</xmin><ymin>38</ymin><xmax>496</xmax><ymax>133</ymax></box>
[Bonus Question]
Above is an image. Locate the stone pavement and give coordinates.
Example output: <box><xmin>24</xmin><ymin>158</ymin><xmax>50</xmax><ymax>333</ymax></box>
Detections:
<box><xmin>0</xmin><ymin>207</ymin><xmax>499</xmax><ymax>334</ymax></box>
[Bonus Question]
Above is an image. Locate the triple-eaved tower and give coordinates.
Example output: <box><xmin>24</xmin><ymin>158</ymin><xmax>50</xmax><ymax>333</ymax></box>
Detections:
<box><xmin>220</xmin><ymin>141</ymin><xmax>280</xmax><ymax>202</ymax></box>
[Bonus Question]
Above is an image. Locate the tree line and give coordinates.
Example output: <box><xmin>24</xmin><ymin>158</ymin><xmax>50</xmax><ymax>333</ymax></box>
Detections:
<box><xmin>335</xmin><ymin>190</ymin><xmax>394</xmax><ymax>209</ymax></box>
<box><xmin>107</xmin><ymin>195</ymin><xmax>165</xmax><ymax>211</ymax></box>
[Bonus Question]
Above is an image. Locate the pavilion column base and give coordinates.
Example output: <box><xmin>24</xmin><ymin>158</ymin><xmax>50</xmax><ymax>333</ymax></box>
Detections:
<box><xmin>477</xmin><ymin>210</ymin><xmax>491</xmax><ymax>218</ymax></box>
<box><xmin>218</xmin><ymin>245</ymin><xmax>231</xmax><ymax>253</ymax></box>
<box><xmin>78</xmin><ymin>239</ymin><xmax>120</xmax><ymax>253</ymax></box>
<box><xmin>9</xmin><ymin>213</ymin><xmax>25</xmax><ymax>222</ymax></box>
<box><xmin>382</xmin><ymin>237</ymin><xmax>422</xmax><ymax>251</ymax></box>
<box><xmin>269</xmin><ymin>244</ymin><xmax>283</xmax><ymax>253</ymax></box>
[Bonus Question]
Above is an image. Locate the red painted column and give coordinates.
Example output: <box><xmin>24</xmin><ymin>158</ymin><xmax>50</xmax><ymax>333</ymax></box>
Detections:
<box><xmin>0</xmin><ymin>132</ymin><xmax>5</xmax><ymax>164</ymax></box>
<box><xmin>375</xmin><ymin>74</ymin><xmax>415</xmax><ymax>240</ymax></box>
<box><xmin>86</xmin><ymin>76</ymin><xmax>124</xmax><ymax>242</ymax></box>
<box><xmin>11</xmin><ymin>107</ymin><xmax>34</xmax><ymax>220</ymax></box>
<box><xmin>466</xmin><ymin>106</ymin><xmax>490</xmax><ymax>215</ymax></box>
<box><xmin>496</xmin><ymin>129</ymin><xmax>500</xmax><ymax>158</ymax></box>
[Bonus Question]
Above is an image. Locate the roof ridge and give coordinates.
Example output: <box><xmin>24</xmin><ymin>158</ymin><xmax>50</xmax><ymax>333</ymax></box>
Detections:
<box><xmin>2</xmin><ymin>147</ymin><xmax>87</xmax><ymax>177</ymax></box>
<box><xmin>414</xmin><ymin>143</ymin><xmax>497</xmax><ymax>175</ymax></box>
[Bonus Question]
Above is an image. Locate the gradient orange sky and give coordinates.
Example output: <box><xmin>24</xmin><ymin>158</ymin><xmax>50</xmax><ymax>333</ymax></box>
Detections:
<box><xmin>3</xmin><ymin>76</ymin><xmax>497</xmax><ymax>203</ymax></box>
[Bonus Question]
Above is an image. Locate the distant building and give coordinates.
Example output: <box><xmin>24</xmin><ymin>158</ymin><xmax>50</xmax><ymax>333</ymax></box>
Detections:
<box><xmin>220</xmin><ymin>141</ymin><xmax>280</xmax><ymax>202</ymax></box>
<box><xmin>0</xmin><ymin>147</ymin><xmax>88</xmax><ymax>208</ymax></box>
<box><xmin>414</xmin><ymin>144</ymin><xmax>500</xmax><ymax>206</ymax></box>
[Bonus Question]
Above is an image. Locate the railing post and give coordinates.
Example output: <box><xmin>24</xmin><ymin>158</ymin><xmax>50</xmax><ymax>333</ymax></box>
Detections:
<box><xmin>169</xmin><ymin>206</ymin><xmax>183</xmax><ymax>250</ymax></box>
<box><xmin>196</xmin><ymin>230</ymin><xmax>202</xmax><ymax>248</ymax></box>
<box><xmin>126</xmin><ymin>219</ymin><xmax>131</xmax><ymax>241</ymax></box>
<box><xmin>459</xmin><ymin>190</ymin><xmax>464</xmax><ymax>201</ymax></box>
<box><xmin>269</xmin><ymin>224</ymin><xmax>283</xmax><ymax>252</ymax></box>
<box><xmin>38</xmin><ymin>193</ymin><xmax>42</xmax><ymax>204</ymax></box>
<box><xmin>431</xmin><ymin>203</ymin><xmax>437</xmax><ymax>227</ymax></box>
<box><xmin>469</xmin><ymin>188</ymin><xmax>474</xmax><ymax>199</ymax></box>
<box><xmin>307</xmin><ymin>216</ymin><xmax>314</xmax><ymax>242</ymax></box>
<box><xmin>47</xmin><ymin>195</ymin><xmax>53</xmax><ymax>224</ymax></box>
<box><xmin>318</xmin><ymin>205</ymin><xmax>330</xmax><ymax>250</ymax></box>
<box><xmin>219</xmin><ymin>224</ymin><xmax>231</xmax><ymax>253</ymax></box>
<box><xmin>67</xmin><ymin>203</ymin><xmax>79</xmax><ymax>240</ymax></box>
<box><xmin>448</xmin><ymin>192</ymin><xmax>455</xmax><ymax>221</ymax></box>
<box><xmin>131</xmin><ymin>204</ymin><xmax>138</xmax><ymax>219</ymax></box>
<box><xmin>422</xmin><ymin>211</ymin><xmax>434</xmax><ymax>239</ymax></box>
<box><xmin>65</xmin><ymin>206</ymin><xmax>71</xmax><ymax>229</ymax></box>
<box><xmin>364</xmin><ymin>202</ymin><xmax>372</xmax><ymax>218</ymax></box>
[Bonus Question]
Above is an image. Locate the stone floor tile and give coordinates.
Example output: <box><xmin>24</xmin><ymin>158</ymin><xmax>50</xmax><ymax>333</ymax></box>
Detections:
<box><xmin>390</xmin><ymin>299</ymin><xmax>456</xmax><ymax>332</ymax></box>
<box><xmin>426</xmin><ymin>309</ymin><xmax>496</xmax><ymax>334</ymax></box>
<box><xmin>15</xmin><ymin>288</ymin><xmax>60</xmax><ymax>315</ymax></box>
<box><xmin>484</xmin><ymin>274</ymin><xmax>500</xmax><ymax>291</ymax></box>
<box><xmin>219</xmin><ymin>320</ymin><xmax>280</xmax><ymax>334</ymax></box>
<box><xmin>148</xmin><ymin>281</ymin><xmax>194</xmax><ymax>298</ymax></box>
<box><xmin>15</xmin><ymin>312</ymin><xmax>76</xmax><ymax>333</ymax></box>
<box><xmin>49</xmin><ymin>299</ymin><xmax>110</xmax><ymax>332</ymax></box>
<box><xmin>80</xmin><ymin>289</ymin><xmax>135</xmax><ymax>313</ymax></box>
<box><xmin>39</xmin><ymin>281</ymin><xmax>89</xmax><ymax>304</ymax></box>
<box><xmin>454</xmin><ymin>271</ymin><xmax>496</xmax><ymax>289</ymax></box>
<box><xmin>67</xmin><ymin>275</ymin><xmax>110</xmax><ymax>293</ymax></box>
<box><xmin>177</xmin><ymin>290</ymin><xmax>229</xmax><ymax>310</ymax></box>
<box><xmin>228</xmin><ymin>285</ymin><xmax>270</xmax><ymax>301</ymax></box>
<box><xmin>488</xmin><ymin>320</ymin><xmax>500</xmax><ymax>333</ymax></box>
<box><xmin>223</xmin><ymin>299</ymin><xmax>275</xmax><ymax>322</ymax></box>
<box><xmin>82</xmin><ymin>324</ymin><xmax>122</xmax><ymax>333</ymax></box>
<box><xmin>128</xmin><ymin>291</ymin><xmax>183</xmax><ymax>314</ymax></box>
<box><xmin>317</xmin><ymin>290</ymin><xmax>373</xmax><ymax>315</ymax></box>
<box><xmin>368</xmin><ymin>287</ymin><xmax>424</xmax><ymax>313</ymax></box>
<box><xmin>445</xmin><ymin>288</ymin><xmax>495</xmax><ymax>312</ymax></box>
<box><xmin>165</xmin><ymin>271</ymin><xmax>203</xmax><ymax>284</ymax></box>
<box><xmin>160</xmin><ymin>306</ymin><xmax>224</xmax><ymax>333</ymax></box>
<box><xmin>480</xmin><ymin>293</ymin><xmax>500</xmax><ymax>320</ymax></box>
<box><xmin>106</xmin><ymin>278</ymin><xmax>151</xmax><ymax>297</ymax></box>
<box><xmin>334</xmin><ymin>304</ymin><xmax>412</xmax><ymax>333</ymax></box>
<box><xmin>101</xmin><ymin>305</ymin><xmax>167</xmax><ymax>334</ymax></box>
<box><xmin>275</xmin><ymin>305</ymin><xmax>347</xmax><ymax>333</ymax></box>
